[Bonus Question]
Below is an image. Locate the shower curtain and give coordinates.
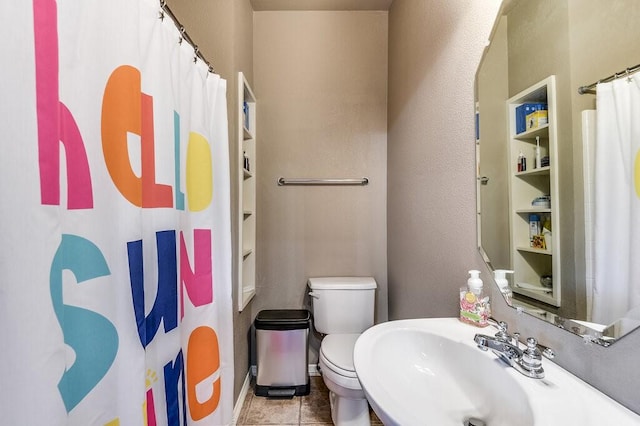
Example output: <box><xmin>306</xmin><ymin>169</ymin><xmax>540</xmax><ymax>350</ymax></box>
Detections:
<box><xmin>582</xmin><ymin>110</ymin><xmax>596</xmax><ymax>322</ymax></box>
<box><xmin>0</xmin><ymin>1</ymin><xmax>234</xmax><ymax>425</ymax></box>
<box><xmin>592</xmin><ymin>72</ymin><xmax>640</xmax><ymax>325</ymax></box>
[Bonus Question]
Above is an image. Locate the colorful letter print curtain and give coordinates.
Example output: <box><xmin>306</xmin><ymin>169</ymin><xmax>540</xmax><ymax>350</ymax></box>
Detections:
<box><xmin>0</xmin><ymin>0</ymin><xmax>234</xmax><ymax>424</ymax></box>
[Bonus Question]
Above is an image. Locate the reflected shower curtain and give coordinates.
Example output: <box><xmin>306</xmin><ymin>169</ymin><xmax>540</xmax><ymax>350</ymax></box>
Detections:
<box><xmin>0</xmin><ymin>0</ymin><xmax>234</xmax><ymax>424</ymax></box>
<box><xmin>592</xmin><ymin>73</ymin><xmax>640</xmax><ymax>325</ymax></box>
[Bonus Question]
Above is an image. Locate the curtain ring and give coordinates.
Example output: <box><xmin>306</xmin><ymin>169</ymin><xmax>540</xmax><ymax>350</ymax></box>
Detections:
<box><xmin>178</xmin><ymin>26</ymin><xmax>185</xmax><ymax>44</ymax></box>
<box><xmin>159</xmin><ymin>0</ymin><xmax>166</xmax><ymax>19</ymax></box>
<box><xmin>193</xmin><ymin>46</ymin><xmax>199</xmax><ymax>63</ymax></box>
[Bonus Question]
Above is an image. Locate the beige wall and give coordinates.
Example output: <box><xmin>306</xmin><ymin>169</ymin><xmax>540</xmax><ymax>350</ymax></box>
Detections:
<box><xmin>253</xmin><ymin>10</ymin><xmax>389</xmax><ymax>362</ymax></box>
<box><xmin>477</xmin><ymin>17</ymin><xmax>510</xmax><ymax>270</ymax></box>
<box><xmin>387</xmin><ymin>0</ymin><xmax>502</xmax><ymax>319</ymax></box>
<box><xmin>167</xmin><ymin>0</ymin><xmax>254</xmax><ymax>403</ymax></box>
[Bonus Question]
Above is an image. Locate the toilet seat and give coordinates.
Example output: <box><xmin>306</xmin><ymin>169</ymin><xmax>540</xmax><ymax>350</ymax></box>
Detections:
<box><xmin>319</xmin><ymin>333</ymin><xmax>362</xmax><ymax>390</ymax></box>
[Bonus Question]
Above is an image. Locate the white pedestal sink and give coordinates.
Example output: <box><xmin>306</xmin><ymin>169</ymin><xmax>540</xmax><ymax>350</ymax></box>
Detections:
<box><xmin>353</xmin><ymin>318</ymin><xmax>639</xmax><ymax>426</ymax></box>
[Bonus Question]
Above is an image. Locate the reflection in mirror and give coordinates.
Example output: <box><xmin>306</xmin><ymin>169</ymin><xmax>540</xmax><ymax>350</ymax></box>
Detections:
<box><xmin>476</xmin><ymin>0</ymin><xmax>640</xmax><ymax>344</ymax></box>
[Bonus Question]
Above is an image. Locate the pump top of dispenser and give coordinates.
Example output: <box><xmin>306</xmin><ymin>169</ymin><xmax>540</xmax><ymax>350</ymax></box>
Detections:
<box><xmin>467</xmin><ymin>270</ymin><xmax>483</xmax><ymax>295</ymax></box>
<box><xmin>493</xmin><ymin>269</ymin><xmax>514</xmax><ymax>292</ymax></box>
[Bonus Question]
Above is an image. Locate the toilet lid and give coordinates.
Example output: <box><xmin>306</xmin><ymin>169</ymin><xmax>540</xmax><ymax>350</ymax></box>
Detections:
<box><xmin>320</xmin><ymin>334</ymin><xmax>360</xmax><ymax>377</ymax></box>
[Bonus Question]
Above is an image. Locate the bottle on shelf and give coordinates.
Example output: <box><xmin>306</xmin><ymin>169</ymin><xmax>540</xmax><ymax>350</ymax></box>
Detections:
<box><xmin>517</xmin><ymin>151</ymin><xmax>526</xmax><ymax>172</ymax></box>
<box><xmin>243</xmin><ymin>101</ymin><xmax>249</xmax><ymax>129</ymax></box>
<box><xmin>529</xmin><ymin>214</ymin><xmax>541</xmax><ymax>247</ymax></box>
<box><xmin>243</xmin><ymin>151</ymin><xmax>250</xmax><ymax>172</ymax></box>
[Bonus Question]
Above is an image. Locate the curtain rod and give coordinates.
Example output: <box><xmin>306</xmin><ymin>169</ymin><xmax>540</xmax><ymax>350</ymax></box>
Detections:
<box><xmin>578</xmin><ymin>63</ymin><xmax>640</xmax><ymax>95</ymax></box>
<box><xmin>159</xmin><ymin>0</ymin><xmax>217</xmax><ymax>74</ymax></box>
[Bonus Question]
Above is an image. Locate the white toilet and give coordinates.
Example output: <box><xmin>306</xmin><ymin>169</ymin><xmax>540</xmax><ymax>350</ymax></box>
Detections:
<box><xmin>308</xmin><ymin>276</ymin><xmax>377</xmax><ymax>426</ymax></box>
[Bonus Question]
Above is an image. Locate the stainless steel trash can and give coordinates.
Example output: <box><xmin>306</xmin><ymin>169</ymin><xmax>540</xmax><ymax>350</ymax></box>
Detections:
<box><xmin>255</xmin><ymin>309</ymin><xmax>310</xmax><ymax>397</ymax></box>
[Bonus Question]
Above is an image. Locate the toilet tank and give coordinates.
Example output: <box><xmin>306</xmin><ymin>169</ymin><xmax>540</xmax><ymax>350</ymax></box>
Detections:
<box><xmin>308</xmin><ymin>277</ymin><xmax>377</xmax><ymax>334</ymax></box>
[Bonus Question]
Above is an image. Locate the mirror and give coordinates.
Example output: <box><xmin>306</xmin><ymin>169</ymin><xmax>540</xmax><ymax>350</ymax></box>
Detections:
<box><xmin>476</xmin><ymin>0</ymin><xmax>640</xmax><ymax>344</ymax></box>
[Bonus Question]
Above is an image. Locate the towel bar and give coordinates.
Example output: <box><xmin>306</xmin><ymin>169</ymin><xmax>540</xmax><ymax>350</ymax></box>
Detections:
<box><xmin>277</xmin><ymin>177</ymin><xmax>369</xmax><ymax>186</ymax></box>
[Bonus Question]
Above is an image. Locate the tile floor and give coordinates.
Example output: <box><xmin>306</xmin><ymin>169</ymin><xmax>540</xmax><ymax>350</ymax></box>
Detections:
<box><xmin>236</xmin><ymin>375</ymin><xmax>383</xmax><ymax>425</ymax></box>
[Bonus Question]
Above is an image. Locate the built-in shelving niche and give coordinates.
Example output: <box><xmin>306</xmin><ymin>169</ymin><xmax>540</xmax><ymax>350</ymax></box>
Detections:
<box><xmin>507</xmin><ymin>76</ymin><xmax>561</xmax><ymax>307</ymax></box>
<box><xmin>238</xmin><ymin>72</ymin><xmax>256</xmax><ymax>311</ymax></box>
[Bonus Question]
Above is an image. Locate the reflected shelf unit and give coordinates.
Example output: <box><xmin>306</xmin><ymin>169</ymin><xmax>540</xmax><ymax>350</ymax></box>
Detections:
<box><xmin>507</xmin><ymin>76</ymin><xmax>561</xmax><ymax>307</ymax></box>
<box><xmin>238</xmin><ymin>72</ymin><xmax>256</xmax><ymax>311</ymax></box>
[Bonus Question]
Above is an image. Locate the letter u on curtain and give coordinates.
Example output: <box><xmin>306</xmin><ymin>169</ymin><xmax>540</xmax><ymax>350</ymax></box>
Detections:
<box><xmin>0</xmin><ymin>0</ymin><xmax>233</xmax><ymax>424</ymax></box>
<box><xmin>592</xmin><ymin>72</ymin><xmax>640</xmax><ymax>325</ymax></box>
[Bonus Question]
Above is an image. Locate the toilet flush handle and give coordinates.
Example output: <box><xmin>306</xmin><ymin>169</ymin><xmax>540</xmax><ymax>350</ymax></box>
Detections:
<box><xmin>308</xmin><ymin>292</ymin><xmax>319</xmax><ymax>299</ymax></box>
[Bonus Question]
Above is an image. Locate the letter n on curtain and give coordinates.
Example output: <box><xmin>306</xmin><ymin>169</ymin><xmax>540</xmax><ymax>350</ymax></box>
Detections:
<box><xmin>0</xmin><ymin>0</ymin><xmax>234</xmax><ymax>424</ymax></box>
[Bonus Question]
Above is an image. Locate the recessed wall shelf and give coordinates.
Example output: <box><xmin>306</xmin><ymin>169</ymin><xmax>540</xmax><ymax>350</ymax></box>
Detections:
<box><xmin>507</xmin><ymin>76</ymin><xmax>561</xmax><ymax>307</ymax></box>
<box><xmin>238</xmin><ymin>72</ymin><xmax>257</xmax><ymax>312</ymax></box>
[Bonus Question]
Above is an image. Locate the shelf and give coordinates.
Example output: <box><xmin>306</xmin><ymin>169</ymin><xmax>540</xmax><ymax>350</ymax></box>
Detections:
<box><xmin>514</xmin><ymin>281</ymin><xmax>553</xmax><ymax>293</ymax></box>
<box><xmin>239</xmin><ymin>288</ymin><xmax>256</xmax><ymax>312</ymax></box>
<box><xmin>243</xmin><ymin>125</ymin><xmax>254</xmax><ymax>140</ymax></box>
<box><xmin>514</xmin><ymin>124</ymin><xmax>549</xmax><ymax>139</ymax></box>
<box><xmin>515</xmin><ymin>166</ymin><xmax>550</xmax><ymax>177</ymax></box>
<box><xmin>238</xmin><ymin>71</ymin><xmax>257</xmax><ymax>312</ymax></box>
<box><xmin>516</xmin><ymin>246</ymin><xmax>552</xmax><ymax>255</ymax></box>
<box><xmin>516</xmin><ymin>208</ymin><xmax>551</xmax><ymax>214</ymax></box>
<box><xmin>513</xmin><ymin>285</ymin><xmax>559</xmax><ymax>307</ymax></box>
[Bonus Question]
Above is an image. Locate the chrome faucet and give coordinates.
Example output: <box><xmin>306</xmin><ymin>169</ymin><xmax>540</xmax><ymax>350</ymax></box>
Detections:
<box><xmin>491</xmin><ymin>320</ymin><xmax>518</xmax><ymax>345</ymax></box>
<box><xmin>474</xmin><ymin>321</ymin><xmax>554</xmax><ymax>379</ymax></box>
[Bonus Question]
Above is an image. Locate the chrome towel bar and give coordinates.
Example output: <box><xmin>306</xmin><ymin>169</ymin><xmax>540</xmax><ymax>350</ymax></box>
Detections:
<box><xmin>277</xmin><ymin>177</ymin><xmax>369</xmax><ymax>186</ymax></box>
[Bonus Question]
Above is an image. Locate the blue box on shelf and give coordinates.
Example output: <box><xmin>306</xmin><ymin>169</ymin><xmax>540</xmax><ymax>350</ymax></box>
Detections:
<box><xmin>515</xmin><ymin>103</ymin><xmax>546</xmax><ymax>134</ymax></box>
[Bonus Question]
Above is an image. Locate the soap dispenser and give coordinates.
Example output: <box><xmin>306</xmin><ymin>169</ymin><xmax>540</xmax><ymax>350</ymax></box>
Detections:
<box><xmin>494</xmin><ymin>269</ymin><xmax>514</xmax><ymax>306</ymax></box>
<box><xmin>460</xmin><ymin>270</ymin><xmax>490</xmax><ymax>327</ymax></box>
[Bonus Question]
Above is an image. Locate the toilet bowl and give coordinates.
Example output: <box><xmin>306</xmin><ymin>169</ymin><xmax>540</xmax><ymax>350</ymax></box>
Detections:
<box><xmin>307</xmin><ymin>277</ymin><xmax>377</xmax><ymax>426</ymax></box>
<box><xmin>319</xmin><ymin>334</ymin><xmax>370</xmax><ymax>425</ymax></box>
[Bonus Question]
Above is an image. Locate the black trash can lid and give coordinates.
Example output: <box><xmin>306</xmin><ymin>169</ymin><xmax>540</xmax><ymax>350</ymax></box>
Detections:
<box><xmin>255</xmin><ymin>309</ymin><xmax>310</xmax><ymax>330</ymax></box>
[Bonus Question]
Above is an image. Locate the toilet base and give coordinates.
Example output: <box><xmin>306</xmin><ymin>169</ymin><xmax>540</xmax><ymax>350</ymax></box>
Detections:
<box><xmin>328</xmin><ymin>390</ymin><xmax>371</xmax><ymax>426</ymax></box>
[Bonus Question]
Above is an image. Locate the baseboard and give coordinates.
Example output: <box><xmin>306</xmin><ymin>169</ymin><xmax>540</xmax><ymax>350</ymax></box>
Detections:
<box><xmin>308</xmin><ymin>363</ymin><xmax>320</xmax><ymax>376</ymax></box>
<box><xmin>232</xmin><ymin>371</ymin><xmax>252</xmax><ymax>426</ymax></box>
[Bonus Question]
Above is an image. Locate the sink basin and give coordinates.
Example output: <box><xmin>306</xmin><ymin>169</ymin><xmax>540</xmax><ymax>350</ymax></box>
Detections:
<box><xmin>353</xmin><ymin>318</ymin><xmax>639</xmax><ymax>426</ymax></box>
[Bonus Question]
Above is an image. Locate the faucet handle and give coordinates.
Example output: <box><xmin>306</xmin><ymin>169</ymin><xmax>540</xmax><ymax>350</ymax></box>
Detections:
<box><xmin>525</xmin><ymin>337</ymin><xmax>539</xmax><ymax>352</ymax></box>
<box><xmin>526</xmin><ymin>337</ymin><xmax>555</xmax><ymax>359</ymax></box>
<box><xmin>522</xmin><ymin>338</ymin><xmax>543</xmax><ymax>368</ymax></box>
<box><xmin>516</xmin><ymin>337</ymin><xmax>546</xmax><ymax>378</ymax></box>
<box><xmin>494</xmin><ymin>321</ymin><xmax>511</xmax><ymax>341</ymax></box>
<box><xmin>537</xmin><ymin>342</ymin><xmax>555</xmax><ymax>359</ymax></box>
